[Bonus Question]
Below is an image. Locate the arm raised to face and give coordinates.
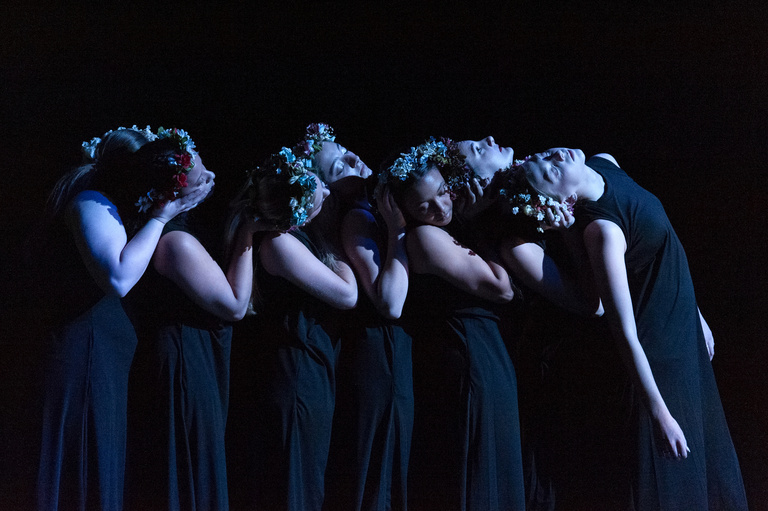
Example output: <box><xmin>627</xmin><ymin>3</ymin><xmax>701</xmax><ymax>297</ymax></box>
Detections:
<box><xmin>259</xmin><ymin>231</ymin><xmax>358</xmax><ymax>310</ymax></box>
<box><xmin>406</xmin><ymin>223</ymin><xmax>513</xmax><ymax>304</ymax></box>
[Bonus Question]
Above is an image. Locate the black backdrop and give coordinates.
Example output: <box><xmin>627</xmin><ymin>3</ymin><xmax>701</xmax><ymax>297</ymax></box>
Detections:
<box><xmin>2</xmin><ymin>1</ymin><xmax>767</xmax><ymax>508</ymax></box>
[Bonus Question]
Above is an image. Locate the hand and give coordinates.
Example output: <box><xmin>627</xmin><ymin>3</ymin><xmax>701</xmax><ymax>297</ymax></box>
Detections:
<box><xmin>151</xmin><ymin>185</ymin><xmax>209</xmax><ymax>224</ymax></box>
<box><xmin>700</xmin><ymin>313</ymin><xmax>715</xmax><ymax>361</ymax></box>
<box><xmin>542</xmin><ymin>203</ymin><xmax>575</xmax><ymax>231</ymax></box>
<box><xmin>453</xmin><ymin>177</ymin><xmax>494</xmax><ymax>220</ymax></box>
<box><xmin>250</xmin><ymin>216</ymin><xmax>282</xmax><ymax>233</ymax></box>
<box><xmin>376</xmin><ymin>185</ymin><xmax>406</xmax><ymax>232</ymax></box>
<box><xmin>653</xmin><ymin>410</ymin><xmax>689</xmax><ymax>460</ymax></box>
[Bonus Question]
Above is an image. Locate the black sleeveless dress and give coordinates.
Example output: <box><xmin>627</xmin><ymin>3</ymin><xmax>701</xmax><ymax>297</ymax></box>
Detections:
<box><xmin>125</xmin><ymin>218</ymin><xmax>232</xmax><ymax>511</ymax></box>
<box><xmin>405</xmin><ymin>271</ymin><xmax>525</xmax><ymax>511</ymax></box>
<box><xmin>577</xmin><ymin>156</ymin><xmax>748</xmax><ymax>510</ymax></box>
<box><xmin>246</xmin><ymin>229</ymin><xmax>341</xmax><ymax>511</ymax></box>
<box><xmin>36</xmin><ymin>214</ymin><xmax>138</xmax><ymax>511</ymax></box>
<box><xmin>325</xmin><ymin>207</ymin><xmax>414</xmax><ymax>511</ymax></box>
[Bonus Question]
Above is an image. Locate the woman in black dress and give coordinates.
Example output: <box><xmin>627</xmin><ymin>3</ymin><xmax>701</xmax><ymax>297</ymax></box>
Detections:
<box><xmin>36</xmin><ymin>126</ymin><xmax>206</xmax><ymax>511</ymax></box>
<box><xmin>516</xmin><ymin>148</ymin><xmax>748</xmax><ymax>510</ymax></box>
<box><xmin>302</xmin><ymin>124</ymin><xmax>413</xmax><ymax>511</ymax></box>
<box><xmin>452</xmin><ymin>136</ymin><xmax>631</xmax><ymax>509</ymax></box>
<box><xmin>380</xmin><ymin>139</ymin><xmax>525</xmax><ymax>511</ymax></box>
<box><xmin>124</xmin><ymin>128</ymin><xmax>265</xmax><ymax>510</ymax></box>
<box><xmin>239</xmin><ymin>147</ymin><xmax>357</xmax><ymax>511</ymax></box>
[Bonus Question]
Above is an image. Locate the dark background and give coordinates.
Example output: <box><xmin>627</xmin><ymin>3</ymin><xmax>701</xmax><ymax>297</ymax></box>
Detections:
<box><xmin>2</xmin><ymin>1</ymin><xmax>766</xmax><ymax>508</ymax></box>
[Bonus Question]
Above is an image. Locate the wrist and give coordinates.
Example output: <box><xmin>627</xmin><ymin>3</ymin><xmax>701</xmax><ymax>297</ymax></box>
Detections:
<box><xmin>649</xmin><ymin>400</ymin><xmax>670</xmax><ymax>421</ymax></box>
<box><xmin>148</xmin><ymin>216</ymin><xmax>168</xmax><ymax>226</ymax></box>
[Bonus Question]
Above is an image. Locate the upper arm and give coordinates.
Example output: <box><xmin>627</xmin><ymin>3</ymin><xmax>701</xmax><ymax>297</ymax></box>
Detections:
<box><xmin>260</xmin><ymin>233</ymin><xmax>357</xmax><ymax>309</ymax></box>
<box><xmin>407</xmin><ymin>225</ymin><xmax>512</xmax><ymax>303</ymax></box>
<box><xmin>592</xmin><ymin>153</ymin><xmax>619</xmax><ymax>167</ymax></box>
<box><xmin>153</xmin><ymin>231</ymin><xmax>240</xmax><ymax>320</ymax></box>
<box><xmin>583</xmin><ymin>220</ymin><xmax>633</xmax><ymax>324</ymax></box>
<box><xmin>341</xmin><ymin>209</ymin><xmax>383</xmax><ymax>302</ymax></box>
<box><xmin>500</xmin><ymin>238</ymin><xmax>594</xmax><ymax>315</ymax></box>
<box><xmin>67</xmin><ymin>191</ymin><xmax>129</xmax><ymax>295</ymax></box>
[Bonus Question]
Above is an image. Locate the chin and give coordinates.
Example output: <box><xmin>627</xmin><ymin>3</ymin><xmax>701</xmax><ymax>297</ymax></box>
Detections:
<box><xmin>433</xmin><ymin>214</ymin><xmax>452</xmax><ymax>227</ymax></box>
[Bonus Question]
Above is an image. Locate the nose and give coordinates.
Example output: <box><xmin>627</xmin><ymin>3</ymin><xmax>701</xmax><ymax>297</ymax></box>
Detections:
<box><xmin>206</xmin><ymin>169</ymin><xmax>216</xmax><ymax>182</ymax></box>
<box><xmin>554</xmin><ymin>150</ymin><xmax>566</xmax><ymax>162</ymax></box>
<box><xmin>345</xmin><ymin>151</ymin><xmax>360</xmax><ymax>166</ymax></box>
<box><xmin>484</xmin><ymin>136</ymin><xmax>495</xmax><ymax>146</ymax></box>
<box><xmin>436</xmin><ymin>198</ymin><xmax>451</xmax><ymax>217</ymax></box>
<box><xmin>321</xmin><ymin>184</ymin><xmax>331</xmax><ymax>200</ymax></box>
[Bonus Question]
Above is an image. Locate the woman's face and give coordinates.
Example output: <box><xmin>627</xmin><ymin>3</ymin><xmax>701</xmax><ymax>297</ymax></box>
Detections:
<box><xmin>302</xmin><ymin>173</ymin><xmax>331</xmax><ymax>225</ymax></box>
<box><xmin>315</xmin><ymin>141</ymin><xmax>372</xmax><ymax>184</ymax></box>
<box><xmin>180</xmin><ymin>152</ymin><xmax>215</xmax><ymax>199</ymax></box>
<box><xmin>457</xmin><ymin>136</ymin><xmax>515</xmax><ymax>181</ymax></box>
<box><xmin>401</xmin><ymin>166</ymin><xmax>453</xmax><ymax>227</ymax></box>
<box><xmin>523</xmin><ymin>148</ymin><xmax>585</xmax><ymax>202</ymax></box>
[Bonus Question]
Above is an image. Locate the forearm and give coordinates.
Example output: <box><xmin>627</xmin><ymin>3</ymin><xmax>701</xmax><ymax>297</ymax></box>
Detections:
<box><xmin>610</xmin><ymin>323</ymin><xmax>669</xmax><ymax>418</ymax></box>
<box><xmin>223</xmin><ymin>225</ymin><xmax>256</xmax><ymax>320</ymax></box>
<box><xmin>110</xmin><ymin>217</ymin><xmax>167</xmax><ymax>295</ymax></box>
<box><xmin>481</xmin><ymin>259</ymin><xmax>515</xmax><ymax>303</ymax></box>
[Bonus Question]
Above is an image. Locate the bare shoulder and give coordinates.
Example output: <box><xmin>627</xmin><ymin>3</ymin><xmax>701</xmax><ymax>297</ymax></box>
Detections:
<box><xmin>407</xmin><ymin>224</ymin><xmax>450</xmax><ymax>251</ymax></box>
<box><xmin>260</xmin><ymin>231</ymin><xmax>305</xmax><ymax>253</ymax></box>
<box><xmin>155</xmin><ymin>230</ymin><xmax>206</xmax><ymax>266</ymax></box>
<box><xmin>592</xmin><ymin>153</ymin><xmax>619</xmax><ymax>167</ymax></box>
<box><xmin>342</xmin><ymin>207</ymin><xmax>377</xmax><ymax>235</ymax></box>
<box><xmin>68</xmin><ymin>190</ymin><xmax>115</xmax><ymax>215</ymax></box>
<box><xmin>583</xmin><ymin>218</ymin><xmax>625</xmax><ymax>248</ymax></box>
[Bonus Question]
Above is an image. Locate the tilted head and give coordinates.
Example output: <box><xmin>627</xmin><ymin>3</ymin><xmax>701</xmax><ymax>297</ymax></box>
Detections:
<box><xmin>456</xmin><ymin>135</ymin><xmax>516</xmax><ymax>182</ymax></box>
<box><xmin>294</xmin><ymin>123</ymin><xmax>372</xmax><ymax>185</ymax></box>
<box><xmin>378</xmin><ymin>138</ymin><xmax>456</xmax><ymax>227</ymax></box>
<box><xmin>246</xmin><ymin>147</ymin><xmax>329</xmax><ymax>231</ymax></box>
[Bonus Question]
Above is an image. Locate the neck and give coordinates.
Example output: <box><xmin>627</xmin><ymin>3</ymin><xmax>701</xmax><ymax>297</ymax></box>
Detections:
<box><xmin>579</xmin><ymin>164</ymin><xmax>605</xmax><ymax>202</ymax></box>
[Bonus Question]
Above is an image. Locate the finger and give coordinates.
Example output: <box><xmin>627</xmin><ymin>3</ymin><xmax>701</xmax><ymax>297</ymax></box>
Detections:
<box><xmin>471</xmin><ymin>178</ymin><xmax>484</xmax><ymax>198</ymax></box>
<box><xmin>544</xmin><ymin>208</ymin><xmax>558</xmax><ymax>226</ymax></box>
<box><xmin>463</xmin><ymin>183</ymin><xmax>477</xmax><ymax>204</ymax></box>
<box><xmin>388</xmin><ymin>193</ymin><xmax>401</xmax><ymax>213</ymax></box>
<box><xmin>561</xmin><ymin>207</ymin><xmax>575</xmax><ymax>227</ymax></box>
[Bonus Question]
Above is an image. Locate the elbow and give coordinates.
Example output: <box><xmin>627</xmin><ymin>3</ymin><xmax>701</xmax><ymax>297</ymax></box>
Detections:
<box><xmin>494</xmin><ymin>288</ymin><xmax>515</xmax><ymax>304</ymax></box>
<box><xmin>482</xmin><ymin>280</ymin><xmax>515</xmax><ymax>304</ymax></box>
<box><xmin>332</xmin><ymin>285</ymin><xmax>358</xmax><ymax>310</ymax></box>
<box><xmin>228</xmin><ymin>308</ymin><xmax>247</xmax><ymax>322</ymax></box>
<box><xmin>339</xmin><ymin>290</ymin><xmax>358</xmax><ymax>310</ymax></box>
<box><xmin>107</xmin><ymin>277</ymin><xmax>133</xmax><ymax>298</ymax></box>
<box><xmin>377</xmin><ymin>302</ymin><xmax>404</xmax><ymax>320</ymax></box>
<box><xmin>223</xmin><ymin>302</ymin><xmax>250</xmax><ymax>322</ymax></box>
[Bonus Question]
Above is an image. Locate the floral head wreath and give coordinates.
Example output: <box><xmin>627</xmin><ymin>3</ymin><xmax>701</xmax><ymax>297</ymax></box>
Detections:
<box><xmin>135</xmin><ymin>127</ymin><xmax>197</xmax><ymax>213</ymax></box>
<box><xmin>81</xmin><ymin>125</ymin><xmax>158</xmax><ymax>162</ymax></box>
<box><xmin>379</xmin><ymin>137</ymin><xmax>464</xmax><ymax>191</ymax></box>
<box><xmin>498</xmin><ymin>157</ymin><xmax>575</xmax><ymax>233</ymax></box>
<box><xmin>439</xmin><ymin>138</ymin><xmax>478</xmax><ymax>192</ymax></box>
<box><xmin>295</xmin><ymin>122</ymin><xmax>336</xmax><ymax>170</ymax></box>
<box><xmin>248</xmin><ymin>147</ymin><xmax>318</xmax><ymax>230</ymax></box>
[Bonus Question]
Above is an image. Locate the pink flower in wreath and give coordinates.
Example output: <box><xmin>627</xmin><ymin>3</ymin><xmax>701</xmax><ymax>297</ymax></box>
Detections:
<box><xmin>176</xmin><ymin>153</ymin><xmax>192</xmax><ymax>169</ymax></box>
<box><xmin>173</xmin><ymin>172</ymin><xmax>188</xmax><ymax>189</ymax></box>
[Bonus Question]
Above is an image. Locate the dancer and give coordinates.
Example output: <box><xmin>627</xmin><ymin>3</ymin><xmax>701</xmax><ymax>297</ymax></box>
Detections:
<box><xmin>242</xmin><ymin>147</ymin><xmax>357</xmax><ymax>511</ymax></box>
<box><xmin>124</xmin><ymin>127</ymin><xmax>265</xmax><ymax>510</ymax></box>
<box><xmin>303</xmin><ymin>124</ymin><xmax>413</xmax><ymax>511</ymax></box>
<box><xmin>381</xmin><ymin>139</ymin><xmax>525</xmax><ymax>511</ymax></box>
<box><xmin>511</xmin><ymin>148</ymin><xmax>748</xmax><ymax>510</ymax></box>
<box><xmin>450</xmin><ymin>136</ymin><xmax>636</xmax><ymax>509</ymax></box>
<box><xmin>36</xmin><ymin>126</ymin><xmax>205</xmax><ymax>511</ymax></box>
